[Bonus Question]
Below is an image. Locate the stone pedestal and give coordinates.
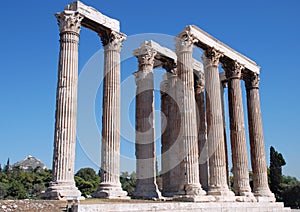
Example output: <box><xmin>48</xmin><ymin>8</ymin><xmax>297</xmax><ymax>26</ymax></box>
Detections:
<box><xmin>202</xmin><ymin>48</ymin><xmax>234</xmax><ymax>199</ymax></box>
<box><xmin>174</xmin><ymin>32</ymin><xmax>206</xmax><ymax>200</ymax></box>
<box><xmin>133</xmin><ymin>47</ymin><xmax>161</xmax><ymax>199</ymax></box>
<box><xmin>41</xmin><ymin>11</ymin><xmax>83</xmax><ymax>200</ymax></box>
<box><xmin>244</xmin><ymin>71</ymin><xmax>275</xmax><ymax>202</ymax></box>
<box><xmin>223</xmin><ymin>60</ymin><xmax>254</xmax><ymax>200</ymax></box>
<box><xmin>194</xmin><ymin>71</ymin><xmax>209</xmax><ymax>192</ymax></box>
<box><xmin>93</xmin><ymin>31</ymin><xmax>128</xmax><ymax>199</ymax></box>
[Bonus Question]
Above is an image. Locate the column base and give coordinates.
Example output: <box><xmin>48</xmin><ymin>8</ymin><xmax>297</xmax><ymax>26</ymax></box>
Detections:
<box><xmin>208</xmin><ymin>186</ymin><xmax>236</xmax><ymax>201</ymax></box>
<box><xmin>177</xmin><ymin>183</ymin><xmax>207</xmax><ymax>196</ymax></box>
<box><xmin>93</xmin><ymin>183</ymin><xmax>129</xmax><ymax>199</ymax></box>
<box><xmin>235</xmin><ymin>195</ymin><xmax>257</xmax><ymax>202</ymax></box>
<box><xmin>40</xmin><ymin>181</ymin><xmax>84</xmax><ymax>200</ymax></box>
<box><xmin>253</xmin><ymin>189</ymin><xmax>276</xmax><ymax>202</ymax></box>
<box><xmin>132</xmin><ymin>182</ymin><xmax>162</xmax><ymax>200</ymax></box>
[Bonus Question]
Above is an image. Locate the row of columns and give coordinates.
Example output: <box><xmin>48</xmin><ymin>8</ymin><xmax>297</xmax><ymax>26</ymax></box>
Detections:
<box><xmin>133</xmin><ymin>32</ymin><xmax>275</xmax><ymax>202</ymax></box>
<box><xmin>45</xmin><ymin>10</ymin><xmax>274</xmax><ymax>202</ymax></box>
<box><xmin>42</xmin><ymin>11</ymin><xmax>128</xmax><ymax>200</ymax></box>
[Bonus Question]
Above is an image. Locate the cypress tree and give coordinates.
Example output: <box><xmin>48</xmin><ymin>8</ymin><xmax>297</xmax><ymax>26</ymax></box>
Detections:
<box><xmin>270</xmin><ymin>146</ymin><xmax>286</xmax><ymax>200</ymax></box>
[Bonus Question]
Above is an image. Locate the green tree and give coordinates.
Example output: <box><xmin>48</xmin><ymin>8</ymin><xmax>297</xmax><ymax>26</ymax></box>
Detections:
<box><xmin>3</xmin><ymin>158</ymin><xmax>10</xmax><ymax>173</ymax></box>
<box><xmin>270</xmin><ymin>146</ymin><xmax>286</xmax><ymax>200</ymax></box>
<box><xmin>281</xmin><ymin>181</ymin><xmax>300</xmax><ymax>209</ymax></box>
<box><xmin>120</xmin><ymin>171</ymin><xmax>136</xmax><ymax>196</ymax></box>
<box><xmin>6</xmin><ymin>180</ymin><xmax>29</xmax><ymax>199</ymax></box>
<box><xmin>74</xmin><ymin>168</ymin><xmax>100</xmax><ymax>197</ymax></box>
<box><xmin>0</xmin><ymin>182</ymin><xmax>8</xmax><ymax>199</ymax></box>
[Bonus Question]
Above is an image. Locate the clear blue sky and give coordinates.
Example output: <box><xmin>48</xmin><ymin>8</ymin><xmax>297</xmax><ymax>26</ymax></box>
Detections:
<box><xmin>0</xmin><ymin>0</ymin><xmax>299</xmax><ymax>179</ymax></box>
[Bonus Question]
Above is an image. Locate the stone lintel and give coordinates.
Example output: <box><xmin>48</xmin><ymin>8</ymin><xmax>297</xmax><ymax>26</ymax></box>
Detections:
<box><xmin>133</xmin><ymin>40</ymin><xmax>203</xmax><ymax>72</ymax></box>
<box><xmin>62</xmin><ymin>1</ymin><xmax>120</xmax><ymax>33</ymax></box>
<box><xmin>182</xmin><ymin>25</ymin><xmax>260</xmax><ymax>74</ymax></box>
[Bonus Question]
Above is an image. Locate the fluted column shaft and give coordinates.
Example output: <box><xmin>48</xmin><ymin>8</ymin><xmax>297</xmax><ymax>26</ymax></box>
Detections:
<box><xmin>161</xmin><ymin>75</ymin><xmax>170</xmax><ymax>194</ymax></box>
<box><xmin>161</xmin><ymin>64</ymin><xmax>181</xmax><ymax>196</ymax></box>
<box><xmin>43</xmin><ymin>11</ymin><xmax>83</xmax><ymax>200</ymax></box>
<box><xmin>133</xmin><ymin>47</ymin><xmax>161</xmax><ymax>199</ymax></box>
<box><xmin>194</xmin><ymin>71</ymin><xmax>208</xmax><ymax>191</ymax></box>
<box><xmin>93</xmin><ymin>31</ymin><xmax>128</xmax><ymax>199</ymax></box>
<box><xmin>175</xmin><ymin>33</ymin><xmax>205</xmax><ymax>196</ymax></box>
<box><xmin>167</xmin><ymin>73</ymin><xmax>181</xmax><ymax>195</ymax></box>
<box><xmin>220</xmin><ymin>82</ymin><xmax>230</xmax><ymax>186</ymax></box>
<box><xmin>202</xmin><ymin>48</ymin><xmax>234</xmax><ymax>197</ymax></box>
<box><xmin>223</xmin><ymin>61</ymin><xmax>252</xmax><ymax>197</ymax></box>
<box><xmin>244</xmin><ymin>71</ymin><xmax>275</xmax><ymax>201</ymax></box>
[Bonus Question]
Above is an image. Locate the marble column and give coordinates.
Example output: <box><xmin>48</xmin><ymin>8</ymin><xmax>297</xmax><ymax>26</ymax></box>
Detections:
<box><xmin>41</xmin><ymin>11</ymin><xmax>83</xmax><ymax>200</ymax></box>
<box><xmin>93</xmin><ymin>30</ymin><xmax>128</xmax><ymax>199</ymax></box>
<box><xmin>194</xmin><ymin>71</ymin><xmax>209</xmax><ymax>192</ymax></box>
<box><xmin>202</xmin><ymin>48</ymin><xmax>234</xmax><ymax>199</ymax></box>
<box><xmin>220</xmin><ymin>81</ymin><xmax>230</xmax><ymax>187</ymax></box>
<box><xmin>133</xmin><ymin>47</ymin><xmax>161</xmax><ymax>199</ymax></box>
<box><xmin>244</xmin><ymin>71</ymin><xmax>275</xmax><ymax>202</ymax></box>
<box><xmin>175</xmin><ymin>32</ymin><xmax>206</xmax><ymax>200</ymax></box>
<box><xmin>161</xmin><ymin>62</ymin><xmax>181</xmax><ymax>197</ymax></box>
<box><xmin>160</xmin><ymin>74</ymin><xmax>170</xmax><ymax>196</ymax></box>
<box><xmin>223</xmin><ymin>60</ymin><xmax>254</xmax><ymax>199</ymax></box>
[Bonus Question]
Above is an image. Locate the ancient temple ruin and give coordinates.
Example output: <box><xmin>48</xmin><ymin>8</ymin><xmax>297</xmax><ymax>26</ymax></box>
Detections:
<box><xmin>41</xmin><ymin>1</ymin><xmax>291</xmax><ymax>211</ymax></box>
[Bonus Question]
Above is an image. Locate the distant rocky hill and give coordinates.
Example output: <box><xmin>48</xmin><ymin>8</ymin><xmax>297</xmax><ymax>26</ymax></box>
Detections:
<box><xmin>12</xmin><ymin>155</ymin><xmax>47</xmax><ymax>172</ymax></box>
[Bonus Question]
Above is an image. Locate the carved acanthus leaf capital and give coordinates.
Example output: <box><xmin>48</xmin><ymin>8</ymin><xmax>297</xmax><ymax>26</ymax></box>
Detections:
<box><xmin>194</xmin><ymin>71</ymin><xmax>205</xmax><ymax>93</ymax></box>
<box><xmin>99</xmin><ymin>30</ymin><xmax>126</xmax><ymax>52</ymax></box>
<box><xmin>56</xmin><ymin>11</ymin><xmax>83</xmax><ymax>34</ymax></box>
<box><xmin>136</xmin><ymin>46</ymin><xmax>157</xmax><ymax>70</ymax></box>
<box><xmin>243</xmin><ymin>71</ymin><xmax>260</xmax><ymax>89</ymax></box>
<box><xmin>162</xmin><ymin>60</ymin><xmax>177</xmax><ymax>74</ymax></box>
<box><xmin>202</xmin><ymin>48</ymin><xmax>223</xmax><ymax>67</ymax></box>
<box><xmin>222</xmin><ymin>60</ymin><xmax>244</xmax><ymax>80</ymax></box>
<box><xmin>175</xmin><ymin>30</ymin><xmax>197</xmax><ymax>53</ymax></box>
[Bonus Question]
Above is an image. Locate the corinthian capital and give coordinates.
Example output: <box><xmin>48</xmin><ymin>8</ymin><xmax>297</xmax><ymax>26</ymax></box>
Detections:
<box><xmin>162</xmin><ymin>60</ymin><xmax>177</xmax><ymax>74</ymax></box>
<box><xmin>56</xmin><ymin>11</ymin><xmax>83</xmax><ymax>34</ymax></box>
<box><xmin>202</xmin><ymin>48</ymin><xmax>223</xmax><ymax>67</ymax></box>
<box><xmin>222</xmin><ymin>59</ymin><xmax>244</xmax><ymax>80</ymax></box>
<box><xmin>175</xmin><ymin>30</ymin><xmax>197</xmax><ymax>53</ymax></box>
<box><xmin>243</xmin><ymin>71</ymin><xmax>260</xmax><ymax>89</ymax></box>
<box><xmin>99</xmin><ymin>30</ymin><xmax>126</xmax><ymax>52</ymax></box>
<box><xmin>135</xmin><ymin>46</ymin><xmax>157</xmax><ymax>70</ymax></box>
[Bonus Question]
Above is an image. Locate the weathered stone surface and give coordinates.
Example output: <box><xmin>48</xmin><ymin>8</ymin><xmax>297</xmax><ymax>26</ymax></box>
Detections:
<box><xmin>202</xmin><ymin>48</ymin><xmax>234</xmax><ymax>198</ymax></box>
<box><xmin>45</xmin><ymin>2</ymin><xmax>127</xmax><ymax>201</ymax></box>
<box><xmin>174</xmin><ymin>31</ymin><xmax>206</xmax><ymax>198</ymax></box>
<box><xmin>64</xmin><ymin>1</ymin><xmax>120</xmax><ymax>32</ymax></box>
<box><xmin>194</xmin><ymin>70</ymin><xmax>208</xmax><ymax>192</ymax></box>
<box><xmin>76</xmin><ymin>201</ymin><xmax>291</xmax><ymax>212</ymax></box>
<box><xmin>182</xmin><ymin>25</ymin><xmax>260</xmax><ymax>73</ymax></box>
<box><xmin>132</xmin><ymin>46</ymin><xmax>161</xmax><ymax>199</ymax></box>
<box><xmin>244</xmin><ymin>71</ymin><xmax>275</xmax><ymax>202</ymax></box>
<box><xmin>42</xmin><ymin>11</ymin><xmax>83</xmax><ymax>200</ymax></box>
<box><xmin>134</xmin><ymin>40</ymin><xmax>203</xmax><ymax>73</ymax></box>
<box><xmin>93</xmin><ymin>30</ymin><xmax>128</xmax><ymax>199</ymax></box>
<box><xmin>223</xmin><ymin>60</ymin><xmax>254</xmax><ymax>198</ymax></box>
<box><xmin>161</xmin><ymin>71</ymin><xmax>182</xmax><ymax>197</ymax></box>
